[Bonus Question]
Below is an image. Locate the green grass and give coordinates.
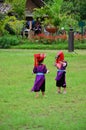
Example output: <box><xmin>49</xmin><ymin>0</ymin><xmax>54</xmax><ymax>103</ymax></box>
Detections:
<box><xmin>0</xmin><ymin>49</ymin><xmax>86</xmax><ymax>130</ymax></box>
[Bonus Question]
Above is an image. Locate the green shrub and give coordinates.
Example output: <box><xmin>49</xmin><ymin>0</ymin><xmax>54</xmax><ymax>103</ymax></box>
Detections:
<box><xmin>7</xmin><ymin>17</ymin><xmax>24</xmax><ymax>35</ymax></box>
<box><xmin>0</xmin><ymin>15</ymin><xmax>24</xmax><ymax>36</ymax></box>
<box><xmin>5</xmin><ymin>23</ymin><xmax>15</xmax><ymax>35</ymax></box>
<box><xmin>0</xmin><ymin>35</ymin><xmax>21</xmax><ymax>48</ymax></box>
<box><xmin>0</xmin><ymin>14</ymin><xmax>10</xmax><ymax>36</ymax></box>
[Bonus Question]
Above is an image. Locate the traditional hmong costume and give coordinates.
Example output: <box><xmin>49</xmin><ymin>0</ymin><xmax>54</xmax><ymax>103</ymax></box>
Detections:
<box><xmin>55</xmin><ymin>51</ymin><xmax>67</xmax><ymax>88</ymax></box>
<box><xmin>31</xmin><ymin>53</ymin><xmax>47</xmax><ymax>92</ymax></box>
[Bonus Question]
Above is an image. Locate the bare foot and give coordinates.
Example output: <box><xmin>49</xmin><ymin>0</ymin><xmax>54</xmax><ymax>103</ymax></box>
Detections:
<box><xmin>35</xmin><ymin>95</ymin><xmax>39</xmax><ymax>98</ymax></box>
<box><xmin>63</xmin><ymin>91</ymin><xmax>67</xmax><ymax>94</ymax></box>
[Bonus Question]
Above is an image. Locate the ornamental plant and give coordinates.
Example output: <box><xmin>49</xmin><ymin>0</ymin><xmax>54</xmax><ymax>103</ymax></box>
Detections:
<box><xmin>33</xmin><ymin>0</ymin><xmax>63</xmax><ymax>27</ymax></box>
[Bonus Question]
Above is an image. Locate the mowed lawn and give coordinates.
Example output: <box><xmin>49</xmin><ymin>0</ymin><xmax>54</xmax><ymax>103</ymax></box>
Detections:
<box><xmin>0</xmin><ymin>49</ymin><xmax>86</xmax><ymax>130</ymax></box>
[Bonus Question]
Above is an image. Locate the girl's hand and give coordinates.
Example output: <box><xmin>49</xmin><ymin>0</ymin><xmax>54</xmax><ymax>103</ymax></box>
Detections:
<box><xmin>32</xmin><ymin>71</ymin><xmax>34</xmax><ymax>74</ymax></box>
<box><xmin>47</xmin><ymin>70</ymin><xmax>50</xmax><ymax>73</ymax></box>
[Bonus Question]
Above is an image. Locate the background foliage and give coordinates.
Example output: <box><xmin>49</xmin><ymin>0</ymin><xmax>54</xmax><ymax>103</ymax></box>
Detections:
<box><xmin>0</xmin><ymin>0</ymin><xmax>86</xmax><ymax>48</ymax></box>
<box><xmin>5</xmin><ymin>0</ymin><xmax>26</xmax><ymax>19</ymax></box>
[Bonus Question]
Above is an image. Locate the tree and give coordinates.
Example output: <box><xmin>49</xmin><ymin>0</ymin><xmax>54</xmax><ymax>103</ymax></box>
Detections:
<box><xmin>61</xmin><ymin>0</ymin><xmax>86</xmax><ymax>21</ymax></box>
<box><xmin>33</xmin><ymin>0</ymin><xmax>63</xmax><ymax>27</ymax></box>
<box><xmin>79</xmin><ymin>0</ymin><xmax>86</xmax><ymax>20</ymax></box>
<box><xmin>5</xmin><ymin>0</ymin><xmax>26</xmax><ymax>19</ymax></box>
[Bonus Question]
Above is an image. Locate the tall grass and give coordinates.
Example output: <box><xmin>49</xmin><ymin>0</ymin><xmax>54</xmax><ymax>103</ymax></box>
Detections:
<box><xmin>0</xmin><ymin>49</ymin><xmax>86</xmax><ymax>130</ymax></box>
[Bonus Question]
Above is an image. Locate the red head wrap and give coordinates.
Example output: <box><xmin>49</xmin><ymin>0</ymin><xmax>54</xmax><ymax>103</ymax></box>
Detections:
<box><xmin>55</xmin><ymin>51</ymin><xmax>64</xmax><ymax>69</ymax></box>
<box><xmin>34</xmin><ymin>53</ymin><xmax>46</xmax><ymax>67</ymax></box>
<box><xmin>56</xmin><ymin>51</ymin><xmax>64</xmax><ymax>63</ymax></box>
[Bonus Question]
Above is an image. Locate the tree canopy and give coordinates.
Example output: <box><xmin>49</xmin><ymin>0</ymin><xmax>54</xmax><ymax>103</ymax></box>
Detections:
<box><xmin>5</xmin><ymin>0</ymin><xmax>86</xmax><ymax>21</ymax></box>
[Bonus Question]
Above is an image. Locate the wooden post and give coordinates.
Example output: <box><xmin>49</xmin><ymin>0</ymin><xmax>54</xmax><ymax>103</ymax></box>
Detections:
<box><xmin>68</xmin><ymin>28</ymin><xmax>74</xmax><ymax>52</ymax></box>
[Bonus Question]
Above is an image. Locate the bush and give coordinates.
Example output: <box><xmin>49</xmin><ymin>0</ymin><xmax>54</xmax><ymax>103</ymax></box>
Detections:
<box><xmin>0</xmin><ymin>35</ymin><xmax>21</xmax><ymax>48</ymax></box>
<box><xmin>5</xmin><ymin>23</ymin><xmax>15</xmax><ymax>35</ymax></box>
<box><xmin>0</xmin><ymin>14</ymin><xmax>24</xmax><ymax>36</ymax></box>
<box><xmin>7</xmin><ymin>17</ymin><xmax>24</xmax><ymax>35</ymax></box>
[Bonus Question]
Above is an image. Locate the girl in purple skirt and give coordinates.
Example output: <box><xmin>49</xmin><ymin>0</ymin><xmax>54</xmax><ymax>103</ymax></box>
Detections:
<box><xmin>31</xmin><ymin>53</ymin><xmax>49</xmax><ymax>97</ymax></box>
<box><xmin>54</xmin><ymin>51</ymin><xmax>67</xmax><ymax>94</ymax></box>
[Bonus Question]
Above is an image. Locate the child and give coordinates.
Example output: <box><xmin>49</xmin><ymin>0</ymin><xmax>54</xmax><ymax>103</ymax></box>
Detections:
<box><xmin>31</xmin><ymin>53</ymin><xmax>49</xmax><ymax>97</ymax></box>
<box><xmin>54</xmin><ymin>51</ymin><xmax>67</xmax><ymax>94</ymax></box>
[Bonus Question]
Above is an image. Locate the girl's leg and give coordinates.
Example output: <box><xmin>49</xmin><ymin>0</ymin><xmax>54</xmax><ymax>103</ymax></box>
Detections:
<box><xmin>58</xmin><ymin>87</ymin><xmax>61</xmax><ymax>93</ymax></box>
<box><xmin>42</xmin><ymin>91</ymin><xmax>45</xmax><ymax>96</ymax></box>
<box><xmin>35</xmin><ymin>92</ymin><xmax>39</xmax><ymax>98</ymax></box>
<box><xmin>63</xmin><ymin>87</ymin><xmax>66</xmax><ymax>94</ymax></box>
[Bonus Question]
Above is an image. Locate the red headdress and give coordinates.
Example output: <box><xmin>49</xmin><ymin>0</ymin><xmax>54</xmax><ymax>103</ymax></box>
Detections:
<box><xmin>34</xmin><ymin>53</ymin><xmax>46</xmax><ymax>67</ymax></box>
<box><xmin>55</xmin><ymin>51</ymin><xmax>64</xmax><ymax>69</ymax></box>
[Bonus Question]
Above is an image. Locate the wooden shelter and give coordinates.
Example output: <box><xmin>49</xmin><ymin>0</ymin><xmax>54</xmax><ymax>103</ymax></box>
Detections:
<box><xmin>25</xmin><ymin>0</ymin><xmax>44</xmax><ymax>18</ymax></box>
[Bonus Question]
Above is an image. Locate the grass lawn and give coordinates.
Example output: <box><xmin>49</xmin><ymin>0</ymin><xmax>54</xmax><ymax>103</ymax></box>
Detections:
<box><xmin>0</xmin><ymin>49</ymin><xmax>86</xmax><ymax>130</ymax></box>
